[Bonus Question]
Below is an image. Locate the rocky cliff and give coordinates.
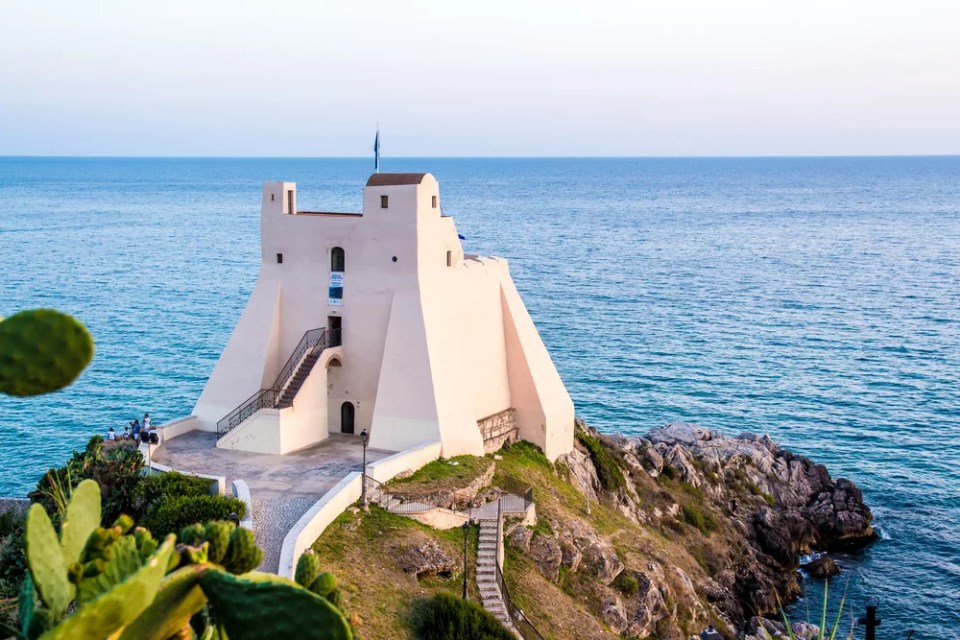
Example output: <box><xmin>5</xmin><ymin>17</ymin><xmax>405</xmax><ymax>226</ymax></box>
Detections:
<box><xmin>505</xmin><ymin>422</ymin><xmax>876</xmax><ymax>638</ymax></box>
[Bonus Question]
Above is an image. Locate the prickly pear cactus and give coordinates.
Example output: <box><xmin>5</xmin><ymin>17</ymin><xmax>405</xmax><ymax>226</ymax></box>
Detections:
<box><xmin>295</xmin><ymin>551</ymin><xmax>322</xmax><ymax>589</ymax></box>
<box><xmin>20</xmin><ymin>478</ymin><xmax>353</xmax><ymax>640</ymax></box>
<box><xmin>0</xmin><ymin>309</ymin><xmax>94</xmax><ymax>397</ymax></box>
<box><xmin>220</xmin><ymin>526</ymin><xmax>262</xmax><ymax>574</ymax></box>
<box><xmin>199</xmin><ymin>569</ymin><xmax>353</xmax><ymax>640</ymax></box>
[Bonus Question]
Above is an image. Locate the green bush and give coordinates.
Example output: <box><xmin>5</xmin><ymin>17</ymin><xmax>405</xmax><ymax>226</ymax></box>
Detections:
<box><xmin>575</xmin><ymin>426</ymin><xmax>625</xmax><ymax>492</ymax></box>
<box><xmin>31</xmin><ymin>436</ymin><xmax>144</xmax><ymax>524</ymax></box>
<box><xmin>681</xmin><ymin>504</ymin><xmax>718</xmax><ymax>535</ymax></box>
<box><xmin>614</xmin><ymin>572</ymin><xmax>639</xmax><ymax>596</ymax></box>
<box><xmin>413</xmin><ymin>592</ymin><xmax>515</xmax><ymax>640</ymax></box>
<box><xmin>132</xmin><ymin>471</ymin><xmax>213</xmax><ymax>518</ymax></box>
<box><xmin>141</xmin><ymin>494</ymin><xmax>246</xmax><ymax>538</ymax></box>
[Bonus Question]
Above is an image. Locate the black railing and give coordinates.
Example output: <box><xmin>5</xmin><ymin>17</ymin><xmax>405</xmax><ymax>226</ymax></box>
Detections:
<box><xmin>217</xmin><ymin>327</ymin><xmax>339</xmax><ymax>438</ymax></box>
<box><xmin>494</xmin><ymin>499</ymin><xmax>545</xmax><ymax>640</ymax></box>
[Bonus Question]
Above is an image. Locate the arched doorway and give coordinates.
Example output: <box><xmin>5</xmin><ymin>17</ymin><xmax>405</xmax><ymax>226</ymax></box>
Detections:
<box><xmin>340</xmin><ymin>402</ymin><xmax>355</xmax><ymax>434</ymax></box>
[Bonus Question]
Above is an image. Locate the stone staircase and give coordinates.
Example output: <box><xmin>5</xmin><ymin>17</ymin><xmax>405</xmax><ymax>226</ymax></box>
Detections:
<box><xmin>476</xmin><ymin>514</ymin><xmax>519</xmax><ymax>636</ymax></box>
<box><xmin>276</xmin><ymin>351</ymin><xmax>320</xmax><ymax>408</ymax></box>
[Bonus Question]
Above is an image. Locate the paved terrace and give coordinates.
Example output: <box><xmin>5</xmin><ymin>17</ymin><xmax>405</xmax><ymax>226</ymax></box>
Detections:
<box><xmin>152</xmin><ymin>431</ymin><xmax>394</xmax><ymax>572</ymax></box>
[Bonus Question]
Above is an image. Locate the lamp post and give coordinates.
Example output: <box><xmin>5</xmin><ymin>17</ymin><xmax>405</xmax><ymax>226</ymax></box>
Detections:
<box><xmin>360</xmin><ymin>429</ymin><xmax>369</xmax><ymax>510</ymax></box>
<box><xmin>858</xmin><ymin>596</ymin><xmax>881</xmax><ymax>640</ymax></box>
<box><xmin>461</xmin><ymin>521</ymin><xmax>470</xmax><ymax>599</ymax></box>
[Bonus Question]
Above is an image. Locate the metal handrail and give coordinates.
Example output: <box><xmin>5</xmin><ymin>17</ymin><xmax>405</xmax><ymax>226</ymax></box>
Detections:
<box><xmin>216</xmin><ymin>327</ymin><xmax>340</xmax><ymax>438</ymax></box>
<box><xmin>494</xmin><ymin>498</ymin><xmax>545</xmax><ymax>640</ymax></box>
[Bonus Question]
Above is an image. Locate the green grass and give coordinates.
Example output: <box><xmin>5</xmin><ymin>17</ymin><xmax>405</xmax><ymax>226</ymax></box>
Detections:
<box><xmin>310</xmin><ymin>506</ymin><xmax>481</xmax><ymax>640</ymax></box>
<box><xmin>388</xmin><ymin>456</ymin><xmax>492</xmax><ymax>494</ymax></box>
<box><xmin>575</xmin><ymin>426</ymin><xmax>626</xmax><ymax>492</ymax></box>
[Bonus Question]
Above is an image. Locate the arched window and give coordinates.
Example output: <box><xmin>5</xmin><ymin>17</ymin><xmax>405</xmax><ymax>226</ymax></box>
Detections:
<box><xmin>331</xmin><ymin>247</ymin><xmax>345</xmax><ymax>272</ymax></box>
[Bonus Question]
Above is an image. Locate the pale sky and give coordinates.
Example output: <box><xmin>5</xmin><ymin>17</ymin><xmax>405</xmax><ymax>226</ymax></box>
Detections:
<box><xmin>1</xmin><ymin>0</ymin><xmax>959</xmax><ymax>156</ymax></box>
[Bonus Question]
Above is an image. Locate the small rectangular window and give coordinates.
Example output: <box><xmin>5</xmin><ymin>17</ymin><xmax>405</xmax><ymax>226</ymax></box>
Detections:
<box><xmin>446</xmin><ymin>250</ymin><xmax>452</xmax><ymax>267</ymax></box>
<box><xmin>381</xmin><ymin>195</ymin><xmax>389</xmax><ymax>208</ymax></box>
<box><xmin>432</xmin><ymin>195</ymin><xmax>438</xmax><ymax>208</ymax></box>
<box><xmin>277</xmin><ymin>253</ymin><xmax>283</xmax><ymax>264</ymax></box>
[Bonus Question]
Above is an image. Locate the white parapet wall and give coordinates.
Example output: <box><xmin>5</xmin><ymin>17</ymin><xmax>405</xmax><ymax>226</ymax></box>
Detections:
<box><xmin>232</xmin><ymin>480</ymin><xmax>254</xmax><ymax>530</ymax></box>
<box><xmin>277</xmin><ymin>472</ymin><xmax>363</xmax><ymax>579</ymax></box>
<box><xmin>156</xmin><ymin>415</ymin><xmax>201</xmax><ymax>444</ymax></box>
<box><xmin>277</xmin><ymin>439</ymin><xmax>444</xmax><ymax>578</ymax></box>
<box><xmin>141</xmin><ymin>442</ymin><xmax>227</xmax><ymax>495</ymax></box>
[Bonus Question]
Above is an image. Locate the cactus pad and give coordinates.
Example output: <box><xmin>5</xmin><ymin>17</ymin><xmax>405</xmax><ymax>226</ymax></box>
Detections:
<box><xmin>221</xmin><ymin>527</ymin><xmax>262</xmax><ymax>575</ymax></box>
<box><xmin>41</xmin><ymin>535</ymin><xmax>176</xmax><ymax>640</ymax></box>
<box><xmin>199</xmin><ymin>569</ymin><xmax>353</xmax><ymax>640</ymax></box>
<box><xmin>25</xmin><ymin>504</ymin><xmax>71</xmax><ymax>618</ymax></box>
<box><xmin>60</xmin><ymin>479</ymin><xmax>101</xmax><ymax>566</ymax></box>
<box><xmin>0</xmin><ymin>309</ymin><xmax>94</xmax><ymax>397</ymax></box>
<box><xmin>203</xmin><ymin>521</ymin><xmax>234</xmax><ymax>565</ymax></box>
<box><xmin>295</xmin><ymin>552</ymin><xmax>322</xmax><ymax>589</ymax></box>
<box><xmin>309</xmin><ymin>572</ymin><xmax>337</xmax><ymax>598</ymax></box>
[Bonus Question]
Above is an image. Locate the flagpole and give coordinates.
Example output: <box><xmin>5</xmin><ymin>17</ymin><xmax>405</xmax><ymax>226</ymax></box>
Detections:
<box><xmin>374</xmin><ymin>123</ymin><xmax>380</xmax><ymax>174</ymax></box>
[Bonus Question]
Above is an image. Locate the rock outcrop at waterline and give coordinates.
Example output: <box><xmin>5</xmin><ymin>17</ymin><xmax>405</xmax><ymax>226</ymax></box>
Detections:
<box><xmin>512</xmin><ymin>422</ymin><xmax>876</xmax><ymax>636</ymax></box>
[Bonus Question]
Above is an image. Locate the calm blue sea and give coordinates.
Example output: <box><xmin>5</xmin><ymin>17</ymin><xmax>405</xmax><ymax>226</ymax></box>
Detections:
<box><xmin>1</xmin><ymin>157</ymin><xmax>958</xmax><ymax>636</ymax></box>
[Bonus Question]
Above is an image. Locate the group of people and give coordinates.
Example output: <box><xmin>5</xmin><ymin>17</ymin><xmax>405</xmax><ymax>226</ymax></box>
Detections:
<box><xmin>106</xmin><ymin>413</ymin><xmax>156</xmax><ymax>444</ymax></box>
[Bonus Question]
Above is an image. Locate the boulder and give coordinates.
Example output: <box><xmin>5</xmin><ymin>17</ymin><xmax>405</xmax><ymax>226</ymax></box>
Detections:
<box><xmin>528</xmin><ymin>533</ymin><xmax>562</xmax><ymax>582</ymax></box>
<box><xmin>801</xmin><ymin>555</ymin><xmax>840</xmax><ymax>579</ymax></box>
<box><xmin>397</xmin><ymin>539</ymin><xmax>458</xmax><ymax>578</ymax></box>
<box><xmin>582</xmin><ymin>538</ymin><xmax>624</xmax><ymax>585</ymax></box>
<box><xmin>599</xmin><ymin>591</ymin><xmax>628</xmax><ymax>634</ymax></box>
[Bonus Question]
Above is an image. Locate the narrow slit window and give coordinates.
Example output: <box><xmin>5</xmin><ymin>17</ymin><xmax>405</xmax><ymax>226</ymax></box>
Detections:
<box><xmin>331</xmin><ymin>247</ymin><xmax>345</xmax><ymax>272</ymax></box>
<box><xmin>277</xmin><ymin>253</ymin><xmax>283</xmax><ymax>264</ymax></box>
<box><xmin>446</xmin><ymin>250</ymin><xmax>452</xmax><ymax>267</ymax></box>
<box><xmin>432</xmin><ymin>195</ymin><xmax>438</xmax><ymax>208</ymax></box>
<box><xmin>380</xmin><ymin>195</ymin><xmax>389</xmax><ymax>208</ymax></box>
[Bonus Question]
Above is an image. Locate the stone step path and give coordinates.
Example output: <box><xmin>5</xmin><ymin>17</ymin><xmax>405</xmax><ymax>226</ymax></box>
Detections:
<box><xmin>476</xmin><ymin>515</ymin><xmax>520</xmax><ymax>637</ymax></box>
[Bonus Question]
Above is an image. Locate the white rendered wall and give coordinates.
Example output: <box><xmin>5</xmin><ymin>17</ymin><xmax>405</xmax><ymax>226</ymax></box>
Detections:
<box><xmin>195</xmin><ymin>173</ymin><xmax>574</xmax><ymax>460</ymax></box>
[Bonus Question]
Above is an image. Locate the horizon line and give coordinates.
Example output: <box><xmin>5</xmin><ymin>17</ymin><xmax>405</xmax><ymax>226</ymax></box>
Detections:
<box><xmin>1</xmin><ymin>153</ymin><xmax>959</xmax><ymax>160</ymax></box>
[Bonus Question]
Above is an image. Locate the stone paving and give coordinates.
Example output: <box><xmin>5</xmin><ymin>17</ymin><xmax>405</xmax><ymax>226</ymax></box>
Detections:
<box><xmin>152</xmin><ymin>431</ymin><xmax>394</xmax><ymax>572</ymax></box>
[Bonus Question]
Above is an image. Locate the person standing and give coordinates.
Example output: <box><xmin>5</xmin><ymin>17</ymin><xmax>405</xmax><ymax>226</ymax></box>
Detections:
<box><xmin>142</xmin><ymin>413</ymin><xmax>151</xmax><ymax>431</ymax></box>
<box><xmin>107</xmin><ymin>427</ymin><xmax>116</xmax><ymax>441</ymax></box>
<box><xmin>131</xmin><ymin>419</ymin><xmax>142</xmax><ymax>443</ymax></box>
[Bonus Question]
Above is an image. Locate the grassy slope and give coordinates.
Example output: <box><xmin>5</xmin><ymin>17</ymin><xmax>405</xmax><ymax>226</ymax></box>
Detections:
<box><xmin>312</xmin><ymin>441</ymin><xmax>742</xmax><ymax>639</ymax></box>
<box><xmin>309</xmin><ymin>506</ymin><xmax>481</xmax><ymax>640</ymax></box>
<box><xmin>386</xmin><ymin>455</ymin><xmax>492</xmax><ymax>494</ymax></box>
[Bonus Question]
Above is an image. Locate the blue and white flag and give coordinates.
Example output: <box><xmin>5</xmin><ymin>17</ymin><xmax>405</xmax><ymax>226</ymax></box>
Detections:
<box><xmin>374</xmin><ymin>127</ymin><xmax>380</xmax><ymax>173</ymax></box>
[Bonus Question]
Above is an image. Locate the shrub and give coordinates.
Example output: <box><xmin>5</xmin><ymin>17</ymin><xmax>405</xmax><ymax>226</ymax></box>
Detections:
<box><xmin>614</xmin><ymin>572</ymin><xmax>639</xmax><ymax>596</ymax></box>
<box><xmin>413</xmin><ymin>592</ymin><xmax>515</xmax><ymax>640</ymax></box>
<box><xmin>132</xmin><ymin>471</ymin><xmax>213</xmax><ymax>518</ymax></box>
<box><xmin>141</xmin><ymin>494</ymin><xmax>246</xmax><ymax>538</ymax></box>
<box><xmin>681</xmin><ymin>504</ymin><xmax>718</xmax><ymax>535</ymax></box>
<box><xmin>576</xmin><ymin>426</ymin><xmax>625</xmax><ymax>492</ymax></box>
<box><xmin>31</xmin><ymin>436</ymin><xmax>144</xmax><ymax>524</ymax></box>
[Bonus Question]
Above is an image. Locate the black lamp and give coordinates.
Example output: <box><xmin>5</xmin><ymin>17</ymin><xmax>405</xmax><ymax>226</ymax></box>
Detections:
<box><xmin>360</xmin><ymin>429</ymin><xmax>369</xmax><ymax>509</ymax></box>
<box><xmin>461</xmin><ymin>521</ymin><xmax>470</xmax><ymax>599</ymax></box>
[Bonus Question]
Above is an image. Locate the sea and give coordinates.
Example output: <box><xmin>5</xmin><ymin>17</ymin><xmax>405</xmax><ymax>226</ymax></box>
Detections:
<box><xmin>1</xmin><ymin>157</ymin><xmax>958</xmax><ymax>637</ymax></box>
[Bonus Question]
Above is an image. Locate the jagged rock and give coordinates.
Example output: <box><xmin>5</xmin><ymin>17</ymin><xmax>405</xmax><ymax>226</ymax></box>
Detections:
<box><xmin>600</xmin><ymin>590</ymin><xmax>628</xmax><ymax>634</ymax></box>
<box><xmin>508</xmin><ymin>525</ymin><xmax>533</xmax><ymax>554</ymax></box>
<box><xmin>624</xmin><ymin>569</ymin><xmax>667</xmax><ymax>638</ymax></box>
<box><xmin>582</xmin><ymin>538</ymin><xmax>624</xmax><ymax>585</ymax></box>
<box><xmin>746</xmin><ymin>617</ymin><xmax>820</xmax><ymax>639</ymax></box>
<box><xmin>559</xmin><ymin>536</ymin><xmax>582</xmax><ymax>573</ymax></box>
<box><xmin>557</xmin><ymin>447</ymin><xmax>601</xmax><ymax>504</ymax></box>
<box><xmin>529</xmin><ymin>533</ymin><xmax>562</xmax><ymax>582</ymax></box>
<box><xmin>397</xmin><ymin>539</ymin><xmax>458</xmax><ymax>578</ymax></box>
<box><xmin>802</xmin><ymin>555</ymin><xmax>840</xmax><ymax>578</ymax></box>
